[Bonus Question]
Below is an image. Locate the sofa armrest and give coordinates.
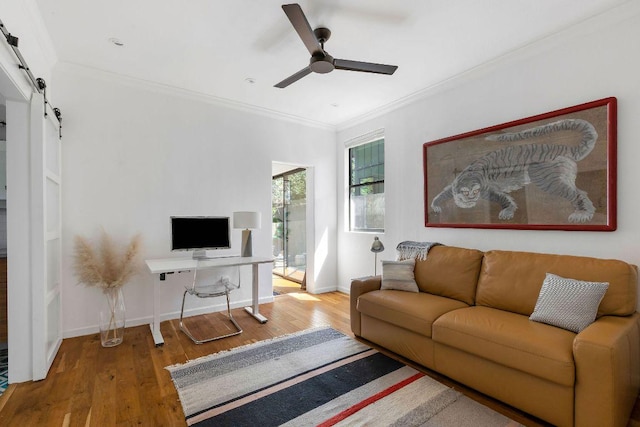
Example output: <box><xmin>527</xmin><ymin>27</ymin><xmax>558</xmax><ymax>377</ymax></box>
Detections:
<box><xmin>350</xmin><ymin>276</ymin><xmax>382</xmax><ymax>336</ymax></box>
<box><xmin>573</xmin><ymin>313</ymin><xmax>640</xmax><ymax>427</ymax></box>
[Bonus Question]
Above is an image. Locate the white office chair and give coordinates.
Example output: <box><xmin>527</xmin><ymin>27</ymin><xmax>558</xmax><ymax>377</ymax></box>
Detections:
<box><xmin>179</xmin><ymin>263</ymin><xmax>242</xmax><ymax>344</ymax></box>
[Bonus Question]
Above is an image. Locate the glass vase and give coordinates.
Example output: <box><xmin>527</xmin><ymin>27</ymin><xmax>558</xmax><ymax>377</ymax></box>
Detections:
<box><xmin>100</xmin><ymin>287</ymin><xmax>126</xmax><ymax>347</ymax></box>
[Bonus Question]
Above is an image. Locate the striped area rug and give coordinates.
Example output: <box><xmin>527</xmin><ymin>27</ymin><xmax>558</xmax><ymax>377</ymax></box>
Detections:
<box><xmin>166</xmin><ymin>327</ymin><xmax>521</xmax><ymax>427</ymax></box>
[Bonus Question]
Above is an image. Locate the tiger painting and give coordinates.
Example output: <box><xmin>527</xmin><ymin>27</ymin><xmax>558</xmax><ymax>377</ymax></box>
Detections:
<box><xmin>430</xmin><ymin>119</ymin><xmax>598</xmax><ymax>223</ymax></box>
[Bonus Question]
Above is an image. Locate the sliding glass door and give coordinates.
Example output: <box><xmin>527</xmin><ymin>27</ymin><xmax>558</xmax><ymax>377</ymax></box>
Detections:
<box><xmin>272</xmin><ymin>168</ymin><xmax>306</xmax><ymax>283</ymax></box>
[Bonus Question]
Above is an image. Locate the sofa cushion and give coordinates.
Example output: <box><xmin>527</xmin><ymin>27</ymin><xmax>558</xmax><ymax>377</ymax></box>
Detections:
<box><xmin>357</xmin><ymin>290</ymin><xmax>468</xmax><ymax>338</ymax></box>
<box><xmin>530</xmin><ymin>273</ymin><xmax>608</xmax><ymax>333</ymax></box>
<box><xmin>432</xmin><ymin>306</ymin><xmax>576</xmax><ymax>386</ymax></box>
<box><xmin>381</xmin><ymin>259</ymin><xmax>418</xmax><ymax>292</ymax></box>
<box><xmin>476</xmin><ymin>250</ymin><xmax>637</xmax><ymax>317</ymax></box>
<box><xmin>414</xmin><ymin>246</ymin><xmax>484</xmax><ymax>305</ymax></box>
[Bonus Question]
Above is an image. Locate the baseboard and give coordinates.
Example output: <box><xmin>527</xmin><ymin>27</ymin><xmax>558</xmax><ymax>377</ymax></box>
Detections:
<box><xmin>62</xmin><ymin>295</ymin><xmax>275</xmax><ymax>339</ymax></box>
<box><xmin>337</xmin><ymin>285</ymin><xmax>350</xmax><ymax>294</ymax></box>
<box><xmin>311</xmin><ymin>285</ymin><xmax>342</xmax><ymax>294</ymax></box>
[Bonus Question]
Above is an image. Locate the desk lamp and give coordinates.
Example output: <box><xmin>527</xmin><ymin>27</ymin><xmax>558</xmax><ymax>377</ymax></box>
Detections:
<box><xmin>233</xmin><ymin>211</ymin><xmax>261</xmax><ymax>257</ymax></box>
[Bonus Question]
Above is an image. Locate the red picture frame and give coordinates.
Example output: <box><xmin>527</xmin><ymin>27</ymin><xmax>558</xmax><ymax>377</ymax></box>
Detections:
<box><xmin>423</xmin><ymin>97</ymin><xmax>617</xmax><ymax>231</ymax></box>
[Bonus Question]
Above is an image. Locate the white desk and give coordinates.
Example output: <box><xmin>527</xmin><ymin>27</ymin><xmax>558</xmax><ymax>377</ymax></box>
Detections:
<box><xmin>145</xmin><ymin>256</ymin><xmax>273</xmax><ymax>346</ymax></box>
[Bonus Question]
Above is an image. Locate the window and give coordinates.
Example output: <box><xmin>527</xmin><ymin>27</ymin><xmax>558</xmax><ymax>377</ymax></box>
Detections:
<box><xmin>349</xmin><ymin>138</ymin><xmax>384</xmax><ymax>232</ymax></box>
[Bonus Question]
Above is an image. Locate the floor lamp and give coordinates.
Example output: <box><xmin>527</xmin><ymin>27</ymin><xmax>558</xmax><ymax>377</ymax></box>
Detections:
<box><xmin>371</xmin><ymin>236</ymin><xmax>385</xmax><ymax>276</ymax></box>
<box><xmin>233</xmin><ymin>211</ymin><xmax>261</xmax><ymax>257</ymax></box>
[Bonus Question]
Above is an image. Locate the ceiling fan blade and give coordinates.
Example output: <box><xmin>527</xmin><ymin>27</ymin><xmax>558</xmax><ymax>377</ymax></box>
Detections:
<box><xmin>282</xmin><ymin>3</ymin><xmax>323</xmax><ymax>55</ymax></box>
<box><xmin>334</xmin><ymin>59</ymin><xmax>398</xmax><ymax>75</ymax></box>
<box><xmin>274</xmin><ymin>66</ymin><xmax>313</xmax><ymax>88</ymax></box>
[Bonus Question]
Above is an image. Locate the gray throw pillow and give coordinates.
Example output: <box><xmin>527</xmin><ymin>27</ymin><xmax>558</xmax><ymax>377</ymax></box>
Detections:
<box><xmin>529</xmin><ymin>273</ymin><xmax>609</xmax><ymax>333</ymax></box>
<box><xmin>381</xmin><ymin>259</ymin><xmax>419</xmax><ymax>292</ymax></box>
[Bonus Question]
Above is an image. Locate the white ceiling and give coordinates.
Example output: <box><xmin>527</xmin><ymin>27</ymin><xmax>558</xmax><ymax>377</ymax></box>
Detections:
<box><xmin>34</xmin><ymin>0</ymin><xmax>628</xmax><ymax>127</ymax></box>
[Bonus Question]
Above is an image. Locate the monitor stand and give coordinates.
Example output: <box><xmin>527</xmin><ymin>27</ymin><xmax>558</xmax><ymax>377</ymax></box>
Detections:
<box><xmin>192</xmin><ymin>250</ymin><xmax>208</xmax><ymax>259</ymax></box>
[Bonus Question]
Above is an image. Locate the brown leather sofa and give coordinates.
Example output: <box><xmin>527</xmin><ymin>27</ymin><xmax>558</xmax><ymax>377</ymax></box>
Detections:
<box><xmin>350</xmin><ymin>246</ymin><xmax>640</xmax><ymax>427</ymax></box>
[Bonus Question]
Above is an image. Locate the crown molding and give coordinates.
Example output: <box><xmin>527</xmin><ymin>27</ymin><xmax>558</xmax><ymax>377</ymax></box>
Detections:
<box><xmin>55</xmin><ymin>62</ymin><xmax>336</xmax><ymax>132</ymax></box>
<box><xmin>336</xmin><ymin>0</ymin><xmax>640</xmax><ymax>132</ymax></box>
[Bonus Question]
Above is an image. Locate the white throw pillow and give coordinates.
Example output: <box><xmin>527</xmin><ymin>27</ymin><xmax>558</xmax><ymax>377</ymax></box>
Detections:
<box><xmin>529</xmin><ymin>273</ymin><xmax>609</xmax><ymax>333</ymax></box>
<box><xmin>381</xmin><ymin>259</ymin><xmax>419</xmax><ymax>292</ymax></box>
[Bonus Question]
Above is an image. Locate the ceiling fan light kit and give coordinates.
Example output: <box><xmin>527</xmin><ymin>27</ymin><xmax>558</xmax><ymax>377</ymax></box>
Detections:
<box><xmin>275</xmin><ymin>3</ymin><xmax>398</xmax><ymax>88</ymax></box>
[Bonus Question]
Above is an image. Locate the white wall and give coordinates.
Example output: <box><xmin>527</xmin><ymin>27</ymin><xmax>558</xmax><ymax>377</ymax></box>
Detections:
<box><xmin>5</xmin><ymin>0</ymin><xmax>639</xmax><ymax>367</ymax></box>
<box><xmin>336</xmin><ymin>3</ymin><xmax>640</xmax><ymax>295</ymax></box>
<box><xmin>53</xmin><ymin>64</ymin><xmax>337</xmax><ymax>337</ymax></box>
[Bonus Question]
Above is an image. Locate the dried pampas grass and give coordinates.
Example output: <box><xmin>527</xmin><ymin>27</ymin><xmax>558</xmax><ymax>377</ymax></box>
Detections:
<box><xmin>74</xmin><ymin>231</ymin><xmax>141</xmax><ymax>289</ymax></box>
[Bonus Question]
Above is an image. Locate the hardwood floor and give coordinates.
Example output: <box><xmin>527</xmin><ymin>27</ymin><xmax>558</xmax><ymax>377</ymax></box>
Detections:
<box><xmin>272</xmin><ymin>274</ymin><xmax>303</xmax><ymax>295</ymax></box>
<box><xmin>0</xmin><ymin>291</ymin><xmax>638</xmax><ymax>426</ymax></box>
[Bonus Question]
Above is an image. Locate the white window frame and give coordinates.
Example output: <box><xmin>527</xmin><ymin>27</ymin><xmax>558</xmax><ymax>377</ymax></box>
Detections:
<box><xmin>345</xmin><ymin>129</ymin><xmax>385</xmax><ymax>233</ymax></box>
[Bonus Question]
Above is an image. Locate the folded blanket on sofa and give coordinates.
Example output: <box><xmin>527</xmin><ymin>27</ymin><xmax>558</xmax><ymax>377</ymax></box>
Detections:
<box><xmin>396</xmin><ymin>241</ymin><xmax>442</xmax><ymax>261</ymax></box>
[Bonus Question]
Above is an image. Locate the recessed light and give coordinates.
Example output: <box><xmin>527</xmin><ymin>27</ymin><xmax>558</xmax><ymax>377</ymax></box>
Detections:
<box><xmin>108</xmin><ymin>37</ymin><xmax>124</xmax><ymax>47</ymax></box>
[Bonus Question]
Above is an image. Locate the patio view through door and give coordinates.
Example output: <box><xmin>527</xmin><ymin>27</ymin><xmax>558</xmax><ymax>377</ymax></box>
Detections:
<box><xmin>272</xmin><ymin>168</ymin><xmax>306</xmax><ymax>284</ymax></box>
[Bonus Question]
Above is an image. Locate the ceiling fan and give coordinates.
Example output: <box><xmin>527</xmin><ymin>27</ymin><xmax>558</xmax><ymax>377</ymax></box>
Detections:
<box><xmin>274</xmin><ymin>3</ymin><xmax>398</xmax><ymax>88</ymax></box>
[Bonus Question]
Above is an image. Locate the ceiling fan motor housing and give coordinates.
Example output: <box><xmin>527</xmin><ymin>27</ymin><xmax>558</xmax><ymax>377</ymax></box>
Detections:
<box><xmin>310</xmin><ymin>53</ymin><xmax>334</xmax><ymax>73</ymax></box>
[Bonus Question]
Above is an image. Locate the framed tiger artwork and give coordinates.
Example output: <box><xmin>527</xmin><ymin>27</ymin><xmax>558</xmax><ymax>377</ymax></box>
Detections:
<box><xmin>423</xmin><ymin>97</ymin><xmax>617</xmax><ymax>231</ymax></box>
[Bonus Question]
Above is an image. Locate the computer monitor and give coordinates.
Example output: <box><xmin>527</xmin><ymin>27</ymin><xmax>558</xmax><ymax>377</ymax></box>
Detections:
<box><xmin>171</xmin><ymin>216</ymin><xmax>231</xmax><ymax>258</ymax></box>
